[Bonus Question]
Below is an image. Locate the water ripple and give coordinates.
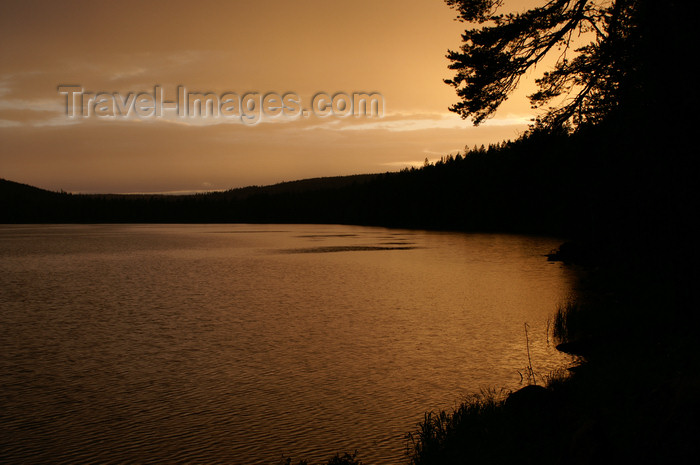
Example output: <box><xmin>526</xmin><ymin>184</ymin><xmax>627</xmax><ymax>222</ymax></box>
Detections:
<box><xmin>0</xmin><ymin>224</ymin><xmax>576</xmax><ymax>464</ymax></box>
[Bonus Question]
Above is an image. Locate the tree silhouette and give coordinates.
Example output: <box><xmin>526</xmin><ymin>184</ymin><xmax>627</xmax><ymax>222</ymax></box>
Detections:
<box><xmin>443</xmin><ymin>0</ymin><xmax>663</xmax><ymax>129</ymax></box>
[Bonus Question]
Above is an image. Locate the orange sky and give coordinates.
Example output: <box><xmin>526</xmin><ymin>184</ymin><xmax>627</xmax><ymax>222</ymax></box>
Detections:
<box><xmin>1</xmin><ymin>0</ymin><xmax>543</xmax><ymax>193</ymax></box>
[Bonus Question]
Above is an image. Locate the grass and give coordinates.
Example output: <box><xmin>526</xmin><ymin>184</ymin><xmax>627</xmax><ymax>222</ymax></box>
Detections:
<box><xmin>406</xmin><ymin>384</ymin><xmax>575</xmax><ymax>465</ymax></box>
<box><xmin>288</xmin><ymin>245</ymin><xmax>700</xmax><ymax>465</ymax></box>
<box><xmin>552</xmin><ymin>300</ymin><xmax>585</xmax><ymax>344</ymax></box>
<box><xmin>405</xmin><ymin>250</ymin><xmax>700</xmax><ymax>464</ymax></box>
<box><xmin>406</xmin><ymin>389</ymin><xmax>511</xmax><ymax>465</ymax></box>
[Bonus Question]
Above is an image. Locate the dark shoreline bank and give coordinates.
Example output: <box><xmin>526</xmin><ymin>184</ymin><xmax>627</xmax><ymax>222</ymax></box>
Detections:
<box><xmin>404</xmin><ymin>239</ymin><xmax>700</xmax><ymax>465</ymax></box>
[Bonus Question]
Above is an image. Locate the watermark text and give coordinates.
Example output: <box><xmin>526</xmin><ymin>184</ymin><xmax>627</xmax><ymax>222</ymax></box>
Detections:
<box><xmin>57</xmin><ymin>85</ymin><xmax>384</xmax><ymax>125</ymax></box>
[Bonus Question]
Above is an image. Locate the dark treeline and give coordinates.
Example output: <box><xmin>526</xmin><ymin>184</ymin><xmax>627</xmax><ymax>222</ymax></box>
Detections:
<box><xmin>0</xmin><ymin>132</ymin><xmax>599</xmax><ymax>231</ymax></box>
<box><xmin>2</xmin><ymin>109</ymin><xmax>695</xmax><ymax>259</ymax></box>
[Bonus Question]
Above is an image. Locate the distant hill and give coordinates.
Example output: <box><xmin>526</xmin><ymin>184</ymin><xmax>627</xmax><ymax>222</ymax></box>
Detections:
<box><xmin>0</xmin><ymin>178</ymin><xmax>69</xmax><ymax>222</ymax></box>
<box><xmin>3</xmin><ymin>115</ymin><xmax>696</xmax><ymax>245</ymax></box>
<box><xmin>91</xmin><ymin>173</ymin><xmax>381</xmax><ymax>200</ymax></box>
<box><xmin>0</xmin><ymin>173</ymin><xmax>386</xmax><ymax>224</ymax></box>
<box><xmin>211</xmin><ymin>173</ymin><xmax>380</xmax><ymax>200</ymax></box>
<box><xmin>0</xmin><ymin>178</ymin><xmax>61</xmax><ymax>198</ymax></box>
<box><xmin>0</xmin><ymin>132</ymin><xmax>599</xmax><ymax>233</ymax></box>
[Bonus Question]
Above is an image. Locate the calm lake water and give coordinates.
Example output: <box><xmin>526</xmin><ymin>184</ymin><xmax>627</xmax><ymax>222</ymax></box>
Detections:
<box><xmin>0</xmin><ymin>224</ymin><xmax>576</xmax><ymax>464</ymax></box>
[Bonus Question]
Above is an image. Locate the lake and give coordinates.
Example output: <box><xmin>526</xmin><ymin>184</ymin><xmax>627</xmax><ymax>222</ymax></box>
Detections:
<box><xmin>0</xmin><ymin>224</ymin><xmax>575</xmax><ymax>464</ymax></box>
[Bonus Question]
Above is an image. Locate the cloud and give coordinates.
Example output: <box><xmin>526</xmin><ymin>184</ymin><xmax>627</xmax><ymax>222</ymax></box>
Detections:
<box><xmin>0</xmin><ymin>119</ymin><xmax>22</xmax><ymax>128</ymax></box>
<box><xmin>0</xmin><ymin>0</ymin><xmax>540</xmax><ymax>193</ymax></box>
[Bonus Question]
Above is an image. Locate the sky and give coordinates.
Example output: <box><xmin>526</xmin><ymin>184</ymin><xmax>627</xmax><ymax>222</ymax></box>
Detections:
<box><xmin>1</xmin><ymin>0</ymin><xmax>543</xmax><ymax>193</ymax></box>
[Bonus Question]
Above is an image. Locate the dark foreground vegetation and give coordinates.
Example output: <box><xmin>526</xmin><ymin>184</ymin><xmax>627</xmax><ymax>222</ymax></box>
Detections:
<box><xmin>407</xmin><ymin>255</ymin><xmax>700</xmax><ymax>464</ymax></box>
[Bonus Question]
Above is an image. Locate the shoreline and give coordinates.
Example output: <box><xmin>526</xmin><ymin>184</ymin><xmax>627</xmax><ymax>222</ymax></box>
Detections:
<box><xmin>404</xmin><ymin>240</ymin><xmax>700</xmax><ymax>465</ymax></box>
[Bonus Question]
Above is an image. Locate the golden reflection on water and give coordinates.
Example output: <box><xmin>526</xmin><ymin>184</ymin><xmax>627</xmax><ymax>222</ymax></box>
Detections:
<box><xmin>0</xmin><ymin>224</ymin><xmax>576</xmax><ymax>464</ymax></box>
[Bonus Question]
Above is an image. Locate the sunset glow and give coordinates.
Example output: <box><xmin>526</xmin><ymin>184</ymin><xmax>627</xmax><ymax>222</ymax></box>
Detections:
<box><xmin>0</xmin><ymin>0</ymin><xmax>538</xmax><ymax>193</ymax></box>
